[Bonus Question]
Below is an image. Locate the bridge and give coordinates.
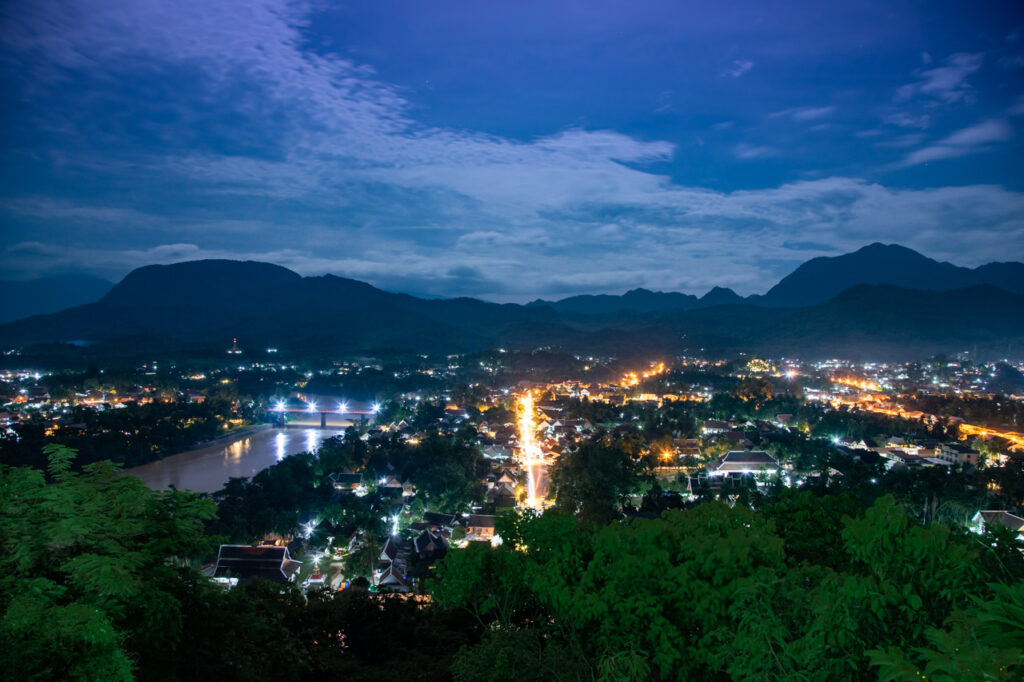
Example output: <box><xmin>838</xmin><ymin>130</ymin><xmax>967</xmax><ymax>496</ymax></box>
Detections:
<box><xmin>271</xmin><ymin>398</ymin><xmax>380</xmax><ymax>428</ymax></box>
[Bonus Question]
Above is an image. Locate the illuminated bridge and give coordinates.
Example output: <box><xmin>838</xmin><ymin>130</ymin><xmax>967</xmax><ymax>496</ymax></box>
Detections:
<box><xmin>271</xmin><ymin>396</ymin><xmax>381</xmax><ymax>428</ymax></box>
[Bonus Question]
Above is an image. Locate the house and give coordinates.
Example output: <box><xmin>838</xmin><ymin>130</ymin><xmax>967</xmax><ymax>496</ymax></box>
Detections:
<box><xmin>723</xmin><ymin>431</ymin><xmax>755</xmax><ymax>449</ymax></box>
<box><xmin>488</xmin><ymin>485</ymin><xmax>517</xmax><ymax>510</ymax></box>
<box><xmin>421</xmin><ymin>511</ymin><xmax>458</xmax><ymax>531</ymax></box>
<box><xmin>328</xmin><ymin>471</ymin><xmax>363</xmax><ymax>491</ymax></box>
<box><xmin>376</xmin><ymin>561</ymin><xmax>410</xmax><ymax>592</ymax></box>
<box><xmin>883</xmin><ymin>449</ymin><xmax>921</xmax><ymax>469</ymax></box>
<box><xmin>937</xmin><ymin>442</ymin><xmax>980</xmax><ymax>466</ymax></box>
<box><xmin>212</xmin><ymin>545</ymin><xmax>302</xmax><ymax>587</ymax></box>
<box><xmin>707</xmin><ymin>451</ymin><xmax>781</xmax><ymax>478</ymax></box>
<box><xmin>702</xmin><ymin>420</ymin><xmax>730</xmax><ymax>435</ymax></box>
<box><xmin>375</xmin><ymin>535</ymin><xmax>412</xmax><ymax>592</ymax></box>
<box><xmin>302</xmin><ymin>571</ymin><xmax>328</xmax><ymax>591</ymax></box>
<box><xmin>971</xmin><ymin>510</ymin><xmax>1024</xmax><ymax>541</ymax></box>
<box><xmin>465</xmin><ymin>514</ymin><xmax>497</xmax><ymax>540</ymax></box>
<box><xmin>413</xmin><ymin>529</ymin><xmax>449</xmax><ymax>563</ymax></box>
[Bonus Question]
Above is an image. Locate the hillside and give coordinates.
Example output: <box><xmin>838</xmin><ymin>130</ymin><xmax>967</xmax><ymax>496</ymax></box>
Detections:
<box><xmin>1</xmin><ymin>259</ymin><xmax>1022</xmax><ymax>360</ymax></box>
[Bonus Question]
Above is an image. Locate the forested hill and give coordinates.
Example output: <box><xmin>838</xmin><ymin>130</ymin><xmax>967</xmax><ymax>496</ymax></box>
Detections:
<box><xmin>2</xmin><ymin>252</ymin><xmax>1023</xmax><ymax>360</ymax></box>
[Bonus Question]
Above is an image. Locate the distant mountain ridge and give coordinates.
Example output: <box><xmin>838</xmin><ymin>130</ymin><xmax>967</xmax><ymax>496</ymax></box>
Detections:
<box><xmin>1</xmin><ymin>244</ymin><xmax>1021</xmax><ymax>359</ymax></box>
<box><xmin>532</xmin><ymin>242</ymin><xmax>1023</xmax><ymax>312</ymax></box>
<box><xmin>756</xmin><ymin>242</ymin><xmax>1024</xmax><ymax>307</ymax></box>
<box><xmin>528</xmin><ymin>285</ymin><xmax>746</xmax><ymax>315</ymax></box>
<box><xmin>0</xmin><ymin>275</ymin><xmax>114</xmax><ymax>324</ymax></box>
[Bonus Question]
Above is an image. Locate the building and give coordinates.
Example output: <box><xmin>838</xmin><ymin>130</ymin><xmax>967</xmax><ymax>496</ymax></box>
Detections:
<box><xmin>707</xmin><ymin>450</ymin><xmax>781</xmax><ymax>478</ymax></box>
<box><xmin>937</xmin><ymin>442</ymin><xmax>980</xmax><ymax>467</ymax></box>
<box><xmin>702</xmin><ymin>420</ymin><xmax>730</xmax><ymax>435</ymax></box>
<box><xmin>971</xmin><ymin>510</ymin><xmax>1024</xmax><ymax>542</ymax></box>
<box><xmin>328</xmin><ymin>471</ymin><xmax>363</xmax><ymax>492</ymax></box>
<box><xmin>212</xmin><ymin>545</ymin><xmax>302</xmax><ymax>587</ymax></box>
<box><xmin>465</xmin><ymin>514</ymin><xmax>497</xmax><ymax>540</ymax></box>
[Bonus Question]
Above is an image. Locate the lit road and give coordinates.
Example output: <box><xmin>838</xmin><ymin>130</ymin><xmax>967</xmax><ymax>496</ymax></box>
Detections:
<box><xmin>830</xmin><ymin>394</ymin><xmax>1024</xmax><ymax>451</ymax></box>
<box><xmin>517</xmin><ymin>391</ymin><xmax>552</xmax><ymax>508</ymax></box>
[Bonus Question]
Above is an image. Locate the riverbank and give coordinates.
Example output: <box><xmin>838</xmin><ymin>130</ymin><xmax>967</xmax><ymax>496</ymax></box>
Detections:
<box><xmin>123</xmin><ymin>425</ymin><xmax>350</xmax><ymax>494</ymax></box>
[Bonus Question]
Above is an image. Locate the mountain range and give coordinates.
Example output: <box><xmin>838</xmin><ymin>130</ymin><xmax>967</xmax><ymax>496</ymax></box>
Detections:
<box><xmin>1</xmin><ymin>243</ymin><xmax>1022</xmax><ymax>360</ymax></box>
<box><xmin>528</xmin><ymin>243</ymin><xmax>1024</xmax><ymax>314</ymax></box>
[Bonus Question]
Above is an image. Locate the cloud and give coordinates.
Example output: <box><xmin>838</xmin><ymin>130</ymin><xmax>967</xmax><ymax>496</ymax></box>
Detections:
<box><xmin>2</xmin><ymin>1</ymin><xmax>1023</xmax><ymax>300</ymax></box>
<box><xmin>875</xmin><ymin>133</ymin><xmax>925</xmax><ymax>149</ymax></box>
<box><xmin>722</xmin><ymin>59</ymin><xmax>754</xmax><ymax>78</ymax></box>
<box><xmin>732</xmin><ymin>143</ymin><xmax>777</xmax><ymax>160</ymax></box>
<box><xmin>998</xmin><ymin>55</ymin><xmax>1024</xmax><ymax>69</ymax></box>
<box><xmin>5</xmin><ymin>177</ymin><xmax>1023</xmax><ymax>300</ymax></box>
<box><xmin>896</xmin><ymin>52</ymin><xmax>983</xmax><ymax>103</ymax></box>
<box><xmin>899</xmin><ymin>119</ymin><xmax>1013</xmax><ymax>166</ymax></box>
<box><xmin>883</xmin><ymin>112</ymin><xmax>931</xmax><ymax>129</ymax></box>
<box><xmin>769</xmin><ymin>106</ymin><xmax>837</xmax><ymax>122</ymax></box>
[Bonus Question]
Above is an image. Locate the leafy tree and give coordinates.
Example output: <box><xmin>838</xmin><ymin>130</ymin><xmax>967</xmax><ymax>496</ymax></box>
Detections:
<box><xmin>548</xmin><ymin>437</ymin><xmax>643</xmax><ymax>524</ymax></box>
<box><xmin>0</xmin><ymin>445</ymin><xmax>218</xmax><ymax>680</ymax></box>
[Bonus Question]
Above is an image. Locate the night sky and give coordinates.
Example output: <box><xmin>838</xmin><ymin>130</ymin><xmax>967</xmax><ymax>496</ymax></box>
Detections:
<box><xmin>2</xmin><ymin>1</ymin><xmax>1022</xmax><ymax>301</ymax></box>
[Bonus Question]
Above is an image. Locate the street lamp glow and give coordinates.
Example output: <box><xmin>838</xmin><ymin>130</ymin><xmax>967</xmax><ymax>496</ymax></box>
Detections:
<box><xmin>338</xmin><ymin>401</ymin><xmax>348</xmax><ymax>413</ymax></box>
<box><xmin>307</xmin><ymin>401</ymin><xmax>317</xmax><ymax>412</ymax></box>
<box><xmin>371</xmin><ymin>402</ymin><xmax>381</xmax><ymax>414</ymax></box>
<box><xmin>274</xmin><ymin>400</ymin><xmax>286</xmax><ymax>411</ymax></box>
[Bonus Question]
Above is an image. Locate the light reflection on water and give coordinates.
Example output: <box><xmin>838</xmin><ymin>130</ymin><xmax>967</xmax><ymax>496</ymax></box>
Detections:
<box><xmin>125</xmin><ymin>427</ymin><xmax>347</xmax><ymax>494</ymax></box>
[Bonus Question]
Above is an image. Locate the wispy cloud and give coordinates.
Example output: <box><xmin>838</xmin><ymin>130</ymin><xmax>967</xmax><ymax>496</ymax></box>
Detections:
<box><xmin>2</xmin><ymin>1</ymin><xmax>1023</xmax><ymax>300</ymax></box>
<box><xmin>896</xmin><ymin>52</ymin><xmax>983</xmax><ymax>104</ymax></box>
<box><xmin>899</xmin><ymin>118</ymin><xmax>1012</xmax><ymax>166</ymax></box>
<box><xmin>876</xmin><ymin>133</ymin><xmax>925</xmax><ymax>149</ymax></box>
<box><xmin>883</xmin><ymin>112</ymin><xmax>931</xmax><ymax>129</ymax></box>
<box><xmin>769</xmin><ymin>106</ymin><xmax>837</xmax><ymax>122</ymax></box>
<box><xmin>732</xmin><ymin>143</ymin><xmax>777</xmax><ymax>160</ymax></box>
<box><xmin>722</xmin><ymin>59</ymin><xmax>754</xmax><ymax>78</ymax></box>
<box><xmin>5</xmin><ymin>177</ymin><xmax>1023</xmax><ymax>299</ymax></box>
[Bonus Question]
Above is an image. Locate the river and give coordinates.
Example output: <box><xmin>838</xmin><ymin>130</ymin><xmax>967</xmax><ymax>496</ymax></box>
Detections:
<box><xmin>124</xmin><ymin>425</ymin><xmax>349</xmax><ymax>494</ymax></box>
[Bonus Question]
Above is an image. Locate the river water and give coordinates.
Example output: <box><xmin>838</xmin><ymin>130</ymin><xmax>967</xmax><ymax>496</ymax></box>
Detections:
<box><xmin>124</xmin><ymin>426</ymin><xmax>348</xmax><ymax>494</ymax></box>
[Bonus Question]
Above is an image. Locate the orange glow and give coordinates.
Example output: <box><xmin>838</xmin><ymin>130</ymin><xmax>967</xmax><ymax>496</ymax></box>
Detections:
<box><xmin>831</xmin><ymin>376</ymin><xmax>880</xmax><ymax>392</ymax></box>
<box><xmin>517</xmin><ymin>391</ymin><xmax>547</xmax><ymax>509</ymax></box>
<box><xmin>621</xmin><ymin>362</ymin><xmax>666</xmax><ymax>388</ymax></box>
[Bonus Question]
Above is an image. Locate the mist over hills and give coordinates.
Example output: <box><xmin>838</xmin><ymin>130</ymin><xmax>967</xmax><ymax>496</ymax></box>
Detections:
<box><xmin>1</xmin><ymin>244</ymin><xmax>1022</xmax><ymax>360</ymax></box>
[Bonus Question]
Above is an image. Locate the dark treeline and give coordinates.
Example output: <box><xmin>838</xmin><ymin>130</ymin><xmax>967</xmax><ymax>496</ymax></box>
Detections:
<box><xmin>0</xmin><ymin>399</ymin><xmax>237</xmax><ymax>469</ymax></box>
<box><xmin>210</xmin><ymin>427</ymin><xmax>487</xmax><ymax>543</ymax></box>
<box><xmin>3</xmin><ymin>444</ymin><xmax>1023</xmax><ymax>681</ymax></box>
<box><xmin>901</xmin><ymin>393</ymin><xmax>1024</xmax><ymax>431</ymax></box>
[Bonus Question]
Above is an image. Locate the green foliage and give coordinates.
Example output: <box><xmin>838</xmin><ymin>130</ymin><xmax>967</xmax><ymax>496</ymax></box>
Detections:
<box><xmin>870</xmin><ymin>581</ymin><xmax>1024</xmax><ymax>681</ymax></box>
<box><xmin>0</xmin><ymin>445</ymin><xmax>218</xmax><ymax>680</ymax></box>
<box><xmin>434</xmin><ymin>493</ymin><xmax>1023</xmax><ymax>682</ymax></box>
<box><xmin>451</xmin><ymin>628</ymin><xmax>577</xmax><ymax>682</ymax></box>
<box><xmin>434</xmin><ymin>541</ymin><xmax>531</xmax><ymax>629</ymax></box>
<box><xmin>0</xmin><ymin>399</ymin><xmax>239</xmax><ymax>470</ymax></box>
<box><xmin>549</xmin><ymin>437</ymin><xmax>644</xmax><ymax>524</ymax></box>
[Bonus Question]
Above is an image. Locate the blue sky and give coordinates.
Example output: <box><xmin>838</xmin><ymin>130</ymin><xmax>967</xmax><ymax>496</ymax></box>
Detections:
<box><xmin>1</xmin><ymin>0</ymin><xmax>1022</xmax><ymax>300</ymax></box>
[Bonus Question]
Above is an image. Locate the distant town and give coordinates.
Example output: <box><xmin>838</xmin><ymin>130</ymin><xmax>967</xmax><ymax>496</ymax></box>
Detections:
<box><xmin>4</xmin><ymin>346</ymin><xmax>1023</xmax><ymax>597</ymax></box>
